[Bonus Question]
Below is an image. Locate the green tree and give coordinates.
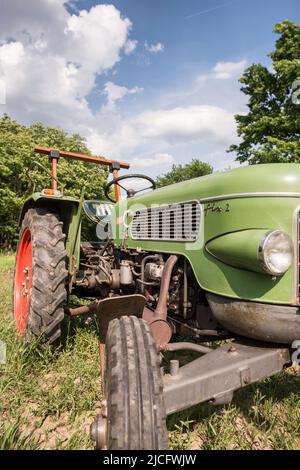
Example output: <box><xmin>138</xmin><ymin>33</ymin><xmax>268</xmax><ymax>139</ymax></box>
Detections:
<box><xmin>156</xmin><ymin>159</ymin><xmax>213</xmax><ymax>188</ymax></box>
<box><xmin>0</xmin><ymin>115</ymin><xmax>108</xmax><ymax>247</ymax></box>
<box><xmin>228</xmin><ymin>20</ymin><xmax>300</xmax><ymax>164</ymax></box>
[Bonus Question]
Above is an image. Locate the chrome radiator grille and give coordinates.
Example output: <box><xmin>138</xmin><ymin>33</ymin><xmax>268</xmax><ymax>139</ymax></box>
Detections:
<box><xmin>130</xmin><ymin>201</ymin><xmax>200</xmax><ymax>242</ymax></box>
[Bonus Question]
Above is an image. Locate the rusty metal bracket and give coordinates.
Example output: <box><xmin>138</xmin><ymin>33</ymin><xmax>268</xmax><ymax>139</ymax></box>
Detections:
<box><xmin>49</xmin><ymin>150</ymin><xmax>60</xmax><ymax>191</ymax></box>
<box><xmin>49</xmin><ymin>149</ymin><xmax>60</xmax><ymax>160</ymax></box>
<box><xmin>96</xmin><ymin>294</ymin><xmax>146</xmax><ymax>343</ymax></box>
<box><xmin>109</xmin><ymin>161</ymin><xmax>121</xmax><ymax>172</ymax></box>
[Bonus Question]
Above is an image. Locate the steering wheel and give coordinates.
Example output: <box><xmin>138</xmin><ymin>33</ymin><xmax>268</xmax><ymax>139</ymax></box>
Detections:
<box><xmin>104</xmin><ymin>174</ymin><xmax>156</xmax><ymax>203</ymax></box>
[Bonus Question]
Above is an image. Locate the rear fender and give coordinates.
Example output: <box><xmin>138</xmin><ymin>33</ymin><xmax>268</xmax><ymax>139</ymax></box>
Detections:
<box><xmin>19</xmin><ymin>193</ymin><xmax>82</xmax><ymax>277</ymax></box>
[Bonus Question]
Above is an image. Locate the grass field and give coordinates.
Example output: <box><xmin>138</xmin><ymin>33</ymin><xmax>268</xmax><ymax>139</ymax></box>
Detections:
<box><xmin>1</xmin><ymin>251</ymin><xmax>300</xmax><ymax>450</ymax></box>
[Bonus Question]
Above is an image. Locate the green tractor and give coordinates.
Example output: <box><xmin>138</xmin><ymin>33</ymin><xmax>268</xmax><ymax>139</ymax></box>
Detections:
<box><xmin>13</xmin><ymin>146</ymin><xmax>300</xmax><ymax>450</ymax></box>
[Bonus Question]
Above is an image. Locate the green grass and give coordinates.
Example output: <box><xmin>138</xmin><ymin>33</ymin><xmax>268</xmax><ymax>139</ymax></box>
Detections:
<box><xmin>1</xmin><ymin>252</ymin><xmax>300</xmax><ymax>449</ymax></box>
<box><xmin>0</xmin><ymin>254</ymin><xmax>100</xmax><ymax>449</ymax></box>
<box><xmin>0</xmin><ymin>251</ymin><xmax>15</xmax><ymax>270</ymax></box>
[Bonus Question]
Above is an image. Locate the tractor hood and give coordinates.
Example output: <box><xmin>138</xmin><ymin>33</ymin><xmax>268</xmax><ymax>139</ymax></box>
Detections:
<box><xmin>127</xmin><ymin>163</ymin><xmax>300</xmax><ymax>206</ymax></box>
<box><xmin>115</xmin><ymin>163</ymin><xmax>300</xmax><ymax>306</ymax></box>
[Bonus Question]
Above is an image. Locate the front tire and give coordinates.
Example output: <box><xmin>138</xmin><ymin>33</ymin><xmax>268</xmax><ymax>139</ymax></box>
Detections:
<box><xmin>105</xmin><ymin>316</ymin><xmax>168</xmax><ymax>450</ymax></box>
<box><xmin>13</xmin><ymin>207</ymin><xmax>68</xmax><ymax>344</ymax></box>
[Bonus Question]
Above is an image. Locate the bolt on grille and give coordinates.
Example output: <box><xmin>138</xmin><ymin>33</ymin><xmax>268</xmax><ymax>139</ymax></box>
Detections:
<box><xmin>130</xmin><ymin>201</ymin><xmax>201</xmax><ymax>242</ymax></box>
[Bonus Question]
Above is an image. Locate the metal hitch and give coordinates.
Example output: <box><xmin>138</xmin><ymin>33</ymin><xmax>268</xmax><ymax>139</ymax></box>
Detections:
<box><xmin>163</xmin><ymin>340</ymin><xmax>291</xmax><ymax>415</ymax></box>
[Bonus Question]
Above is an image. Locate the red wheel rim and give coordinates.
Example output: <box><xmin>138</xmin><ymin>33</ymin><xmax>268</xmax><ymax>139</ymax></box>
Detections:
<box><xmin>14</xmin><ymin>228</ymin><xmax>32</xmax><ymax>335</ymax></box>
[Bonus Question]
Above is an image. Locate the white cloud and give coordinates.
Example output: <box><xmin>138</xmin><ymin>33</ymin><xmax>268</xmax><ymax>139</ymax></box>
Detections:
<box><xmin>64</xmin><ymin>5</ymin><xmax>131</xmax><ymax>73</ymax></box>
<box><xmin>134</xmin><ymin>105</ymin><xmax>235</xmax><ymax>145</ymax></box>
<box><xmin>129</xmin><ymin>152</ymin><xmax>174</xmax><ymax>169</ymax></box>
<box><xmin>213</xmin><ymin>60</ymin><xmax>247</xmax><ymax>79</ymax></box>
<box><xmin>103</xmin><ymin>81</ymin><xmax>143</xmax><ymax>110</ymax></box>
<box><xmin>124</xmin><ymin>39</ymin><xmax>138</xmax><ymax>55</ymax></box>
<box><xmin>0</xmin><ymin>0</ymin><xmax>69</xmax><ymax>55</ymax></box>
<box><xmin>86</xmin><ymin>104</ymin><xmax>236</xmax><ymax>165</ymax></box>
<box><xmin>87</xmin><ymin>120</ymin><xmax>138</xmax><ymax>157</ymax></box>
<box><xmin>197</xmin><ymin>59</ymin><xmax>247</xmax><ymax>83</ymax></box>
<box><xmin>144</xmin><ymin>41</ymin><xmax>164</xmax><ymax>53</ymax></box>
<box><xmin>0</xmin><ymin>1</ymin><xmax>241</xmax><ymax>176</ymax></box>
<box><xmin>0</xmin><ymin>79</ymin><xmax>6</xmax><ymax>105</ymax></box>
<box><xmin>0</xmin><ymin>42</ymin><xmax>24</xmax><ymax>66</ymax></box>
<box><xmin>0</xmin><ymin>1</ymin><xmax>137</xmax><ymax>127</ymax></box>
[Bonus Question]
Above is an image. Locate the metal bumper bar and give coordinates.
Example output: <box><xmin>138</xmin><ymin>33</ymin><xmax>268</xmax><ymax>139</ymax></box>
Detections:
<box><xmin>163</xmin><ymin>340</ymin><xmax>291</xmax><ymax>415</ymax></box>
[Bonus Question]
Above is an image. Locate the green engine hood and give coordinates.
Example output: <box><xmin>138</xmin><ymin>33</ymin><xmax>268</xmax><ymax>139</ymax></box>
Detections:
<box><xmin>127</xmin><ymin>163</ymin><xmax>300</xmax><ymax>206</ymax></box>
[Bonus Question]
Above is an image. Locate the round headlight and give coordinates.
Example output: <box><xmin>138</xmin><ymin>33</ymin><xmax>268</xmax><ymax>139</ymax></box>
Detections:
<box><xmin>258</xmin><ymin>230</ymin><xmax>293</xmax><ymax>276</ymax></box>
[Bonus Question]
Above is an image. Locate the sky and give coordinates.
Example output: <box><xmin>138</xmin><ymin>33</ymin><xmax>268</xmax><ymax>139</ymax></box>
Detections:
<box><xmin>0</xmin><ymin>0</ymin><xmax>299</xmax><ymax>178</ymax></box>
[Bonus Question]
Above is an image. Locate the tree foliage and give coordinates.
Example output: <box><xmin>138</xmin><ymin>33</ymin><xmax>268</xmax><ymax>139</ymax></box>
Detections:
<box><xmin>228</xmin><ymin>20</ymin><xmax>300</xmax><ymax>164</ymax></box>
<box><xmin>0</xmin><ymin>115</ymin><xmax>108</xmax><ymax>247</ymax></box>
<box><xmin>156</xmin><ymin>159</ymin><xmax>213</xmax><ymax>188</ymax></box>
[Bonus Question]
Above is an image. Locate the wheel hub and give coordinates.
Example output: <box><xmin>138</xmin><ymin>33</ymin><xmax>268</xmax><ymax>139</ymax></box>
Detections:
<box><xmin>90</xmin><ymin>414</ymin><xmax>107</xmax><ymax>450</ymax></box>
<box><xmin>14</xmin><ymin>228</ymin><xmax>32</xmax><ymax>335</ymax></box>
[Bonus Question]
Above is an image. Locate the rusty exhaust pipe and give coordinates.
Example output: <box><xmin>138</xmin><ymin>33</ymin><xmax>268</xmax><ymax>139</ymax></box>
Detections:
<box><xmin>143</xmin><ymin>255</ymin><xmax>178</xmax><ymax>348</ymax></box>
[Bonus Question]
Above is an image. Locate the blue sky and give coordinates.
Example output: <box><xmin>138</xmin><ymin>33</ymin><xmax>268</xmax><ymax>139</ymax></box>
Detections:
<box><xmin>0</xmin><ymin>0</ymin><xmax>299</xmax><ymax>177</ymax></box>
<box><xmin>84</xmin><ymin>0</ymin><xmax>299</xmax><ymax>108</ymax></box>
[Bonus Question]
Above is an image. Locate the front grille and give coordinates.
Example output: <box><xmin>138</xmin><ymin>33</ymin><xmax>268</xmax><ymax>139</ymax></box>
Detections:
<box><xmin>130</xmin><ymin>201</ymin><xmax>200</xmax><ymax>242</ymax></box>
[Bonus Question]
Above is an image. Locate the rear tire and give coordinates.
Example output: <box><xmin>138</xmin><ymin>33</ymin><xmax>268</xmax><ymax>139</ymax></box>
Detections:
<box><xmin>105</xmin><ymin>315</ymin><xmax>168</xmax><ymax>450</ymax></box>
<box><xmin>13</xmin><ymin>207</ymin><xmax>68</xmax><ymax>344</ymax></box>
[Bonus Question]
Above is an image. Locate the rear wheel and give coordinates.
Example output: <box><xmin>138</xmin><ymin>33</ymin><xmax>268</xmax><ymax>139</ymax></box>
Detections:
<box><xmin>13</xmin><ymin>207</ymin><xmax>68</xmax><ymax>344</ymax></box>
<box><xmin>104</xmin><ymin>315</ymin><xmax>168</xmax><ymax>450</ymax></box>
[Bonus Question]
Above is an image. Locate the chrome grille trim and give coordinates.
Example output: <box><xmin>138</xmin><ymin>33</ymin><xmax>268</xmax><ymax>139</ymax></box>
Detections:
<box><xmin>130</xmin><ymin>201</ymin><xmax>201</xmax><ymax>242</ymax></box>
<box><xmin>200</xmin><ymin>192</ymin><xmax>300</xmax><ymax>203</ymax></box>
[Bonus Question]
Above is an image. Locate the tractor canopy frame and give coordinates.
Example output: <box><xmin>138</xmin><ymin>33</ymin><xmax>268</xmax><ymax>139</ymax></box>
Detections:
<box><xmin>34</xmin><ymin>145</ymin><xmax>130</xmax><ymax>202</ymax></box>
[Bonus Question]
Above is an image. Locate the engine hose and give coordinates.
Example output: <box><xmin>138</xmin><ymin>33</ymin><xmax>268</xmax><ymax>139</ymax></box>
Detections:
<box><xmin>137</xmin><ymin>278</ymin><xmax>156</xmax><ymax>286</ymax></box>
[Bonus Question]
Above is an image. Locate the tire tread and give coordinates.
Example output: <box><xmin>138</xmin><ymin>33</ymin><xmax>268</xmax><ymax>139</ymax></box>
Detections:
<box><xmin>106</xmin><ymin>316</ymin><xmax>168</xmax><ymax>450</ymax></box>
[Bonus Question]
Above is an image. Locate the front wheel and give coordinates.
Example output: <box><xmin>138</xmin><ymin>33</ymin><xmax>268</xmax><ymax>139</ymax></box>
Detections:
<box><xmin>104</xmin><ymin>316</ymin><xmax>168</xmax><ymax>450</ymax></box>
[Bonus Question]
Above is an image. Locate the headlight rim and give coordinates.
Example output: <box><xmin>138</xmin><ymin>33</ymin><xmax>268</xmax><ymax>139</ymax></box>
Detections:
<box><xmin>258</xmin><ymin>229</ymin><xmax>293</xmax><ymax>276</ymax></box>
